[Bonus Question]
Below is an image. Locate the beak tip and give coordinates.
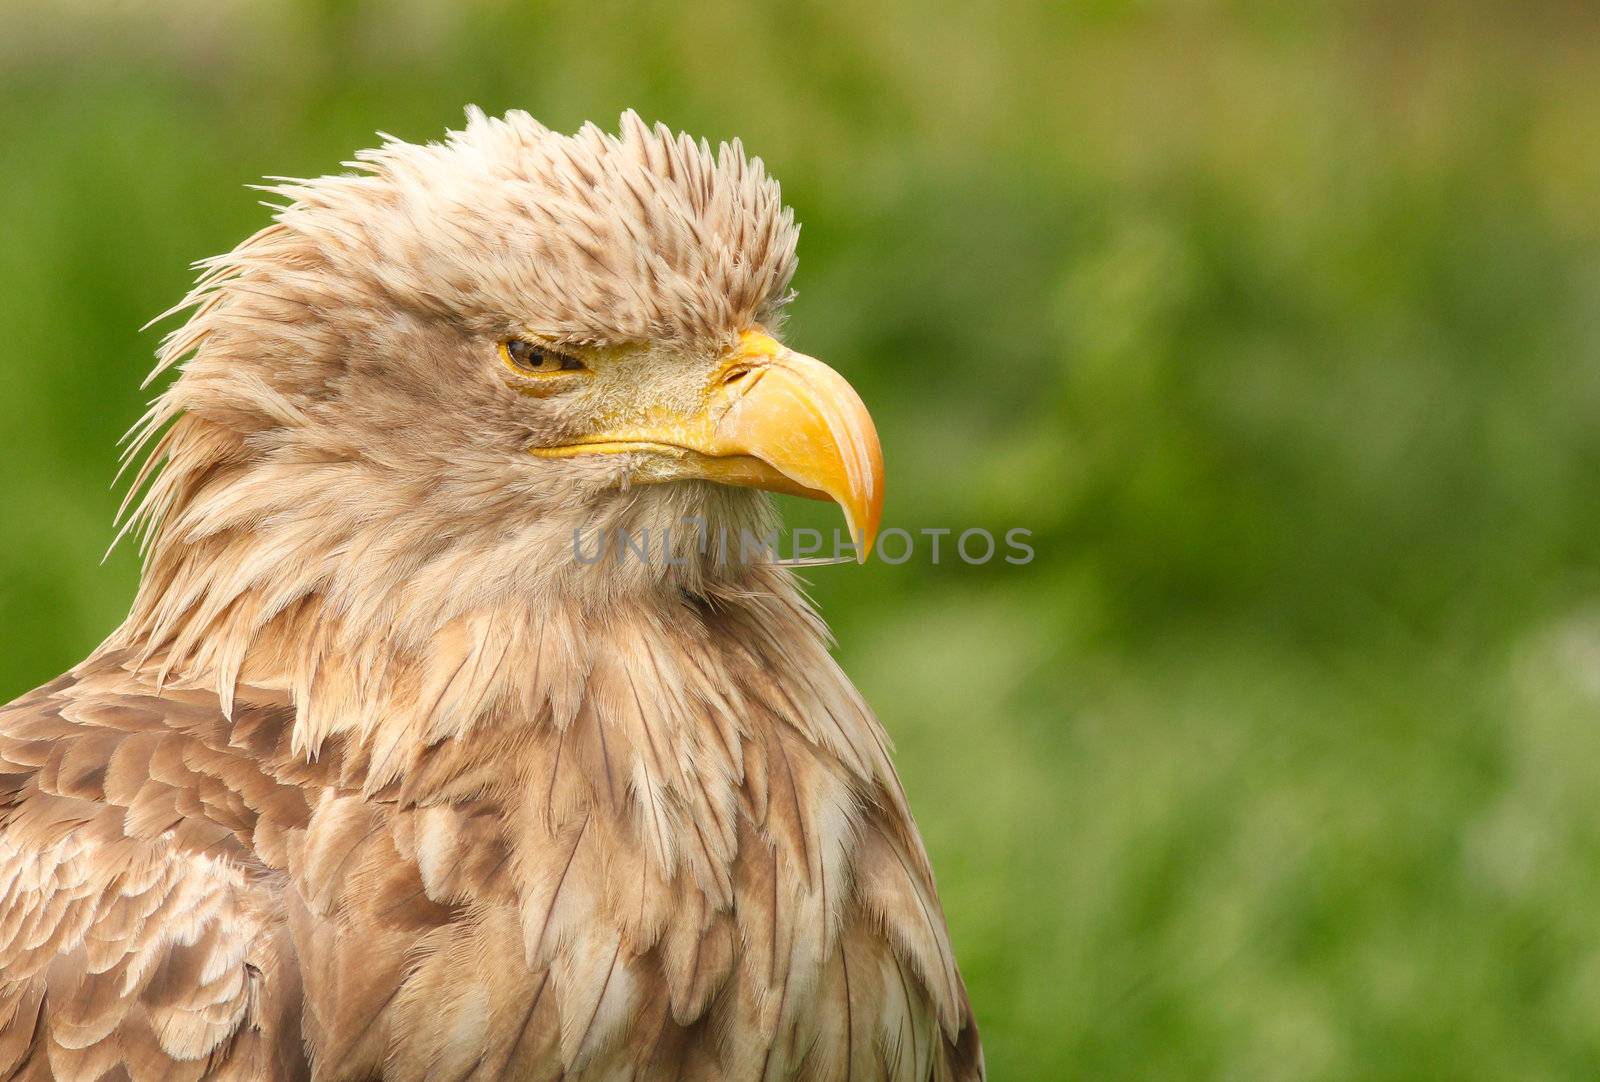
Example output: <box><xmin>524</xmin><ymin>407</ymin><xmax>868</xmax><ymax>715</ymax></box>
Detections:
<box><xmin>849</xmin><ymin>508</ymin><xmax>880</xmax><ymax>565</ymax></box>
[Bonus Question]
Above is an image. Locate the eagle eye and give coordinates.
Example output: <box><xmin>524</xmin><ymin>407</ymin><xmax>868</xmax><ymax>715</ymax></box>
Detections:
<box><xmin>500</xmin><ymin>339</ymin><xmax>586</xmax><ymax>376</ymax></box>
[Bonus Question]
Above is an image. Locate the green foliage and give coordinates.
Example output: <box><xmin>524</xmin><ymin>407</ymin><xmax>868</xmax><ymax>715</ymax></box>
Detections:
<box><xmin>2</xmin><ymin>3</ymin><xmax>1598</xmax><ymax>1076</ymax></box>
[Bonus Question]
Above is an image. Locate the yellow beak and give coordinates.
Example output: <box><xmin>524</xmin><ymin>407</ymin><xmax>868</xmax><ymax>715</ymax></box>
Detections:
<box><xmin>532</xmin><ymin>330</ymin><xmax>884</xmax><ymax>560</ymax></box>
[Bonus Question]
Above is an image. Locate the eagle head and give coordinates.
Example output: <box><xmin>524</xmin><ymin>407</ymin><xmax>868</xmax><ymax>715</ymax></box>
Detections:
<box><xmin>123</xmin><ymin>109</ymin><xmax>882</xmax><ymax>647</ymax></box>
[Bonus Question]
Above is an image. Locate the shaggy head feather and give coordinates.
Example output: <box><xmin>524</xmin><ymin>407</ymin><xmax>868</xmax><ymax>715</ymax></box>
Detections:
<box><xmin>109</xmin><ymin>109</ymin><xmax>814</xmax><ymax>745</ymax></box>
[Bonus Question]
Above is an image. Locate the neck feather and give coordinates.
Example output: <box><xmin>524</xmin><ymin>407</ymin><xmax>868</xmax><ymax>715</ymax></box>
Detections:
<box><xmin>104</xmin><ymin>416</ymin><xmax>867</xmax><ymax>800</ymax></box>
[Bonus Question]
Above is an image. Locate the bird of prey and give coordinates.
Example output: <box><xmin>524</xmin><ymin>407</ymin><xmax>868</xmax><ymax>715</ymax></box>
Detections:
<box><xmin>0</xmin><ymin>110</ymin><xmax>981</xmax><ymax>1081</ymax></box>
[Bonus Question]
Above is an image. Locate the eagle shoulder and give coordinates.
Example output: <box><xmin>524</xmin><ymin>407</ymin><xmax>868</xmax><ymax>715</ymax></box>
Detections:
<box><xmin>0</xmin><ymin>660</ymin><xmax>309</xmax><ymax>1082</ymax></box>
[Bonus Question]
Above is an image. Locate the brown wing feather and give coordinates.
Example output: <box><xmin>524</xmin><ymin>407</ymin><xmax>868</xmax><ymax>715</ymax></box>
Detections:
<box><xmin>0</xmin><ymin>659</ymin><xmax>310</xmax><ymax>1082</ymax></box>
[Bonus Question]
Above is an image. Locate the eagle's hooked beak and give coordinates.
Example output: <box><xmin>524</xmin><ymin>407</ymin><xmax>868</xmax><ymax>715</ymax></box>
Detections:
<box><xmin>532</xmin><ymin>330</ymin><xmax>884</xmax><ymax>561</ymax></box>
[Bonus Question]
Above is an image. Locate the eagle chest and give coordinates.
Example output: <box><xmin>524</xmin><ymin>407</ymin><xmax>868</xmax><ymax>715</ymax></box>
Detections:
<box><xmin>284</xmin><ymin>706</ymin><xmax>852</xmax><ymax>1078</ymax></box>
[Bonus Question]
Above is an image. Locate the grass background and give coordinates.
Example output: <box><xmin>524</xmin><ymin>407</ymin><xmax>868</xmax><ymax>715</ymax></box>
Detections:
<box><xmin>3</xmin><ymin>1</ymin><xmax>1600</xmax><ymax>1077</ymax></box>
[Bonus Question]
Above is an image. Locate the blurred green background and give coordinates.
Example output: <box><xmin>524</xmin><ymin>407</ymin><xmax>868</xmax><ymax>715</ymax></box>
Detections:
<box><xmin>3</xmin><ymin>1</ymin><xmax>1600</xmax><ymax>1077</ymax></box>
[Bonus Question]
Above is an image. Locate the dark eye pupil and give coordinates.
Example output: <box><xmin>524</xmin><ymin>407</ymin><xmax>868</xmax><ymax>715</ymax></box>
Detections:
<box><xmin>510</xmin><ymin>340</ymin><xmax>546</xmax><ymax>368</ymax></box>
